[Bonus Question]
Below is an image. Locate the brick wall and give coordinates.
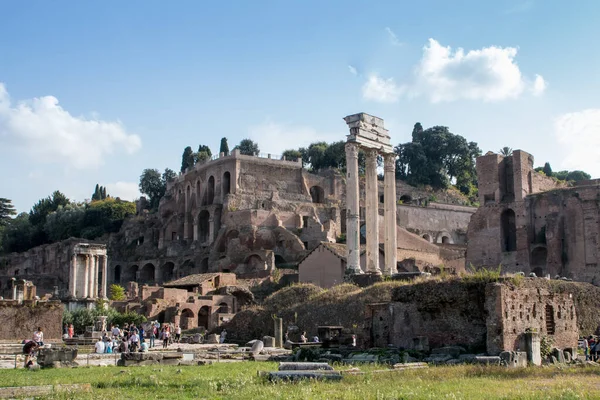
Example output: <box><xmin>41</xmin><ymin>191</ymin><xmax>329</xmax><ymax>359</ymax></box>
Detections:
<box><xmin>0</xmin><ymin>300</ymin><xmax>63</xmax><ymax>341</ymax></box>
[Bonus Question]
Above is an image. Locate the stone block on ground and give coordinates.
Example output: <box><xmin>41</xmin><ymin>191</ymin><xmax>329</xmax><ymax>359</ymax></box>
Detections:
<box><xmin>263</xmin><ymin>336</ymin><xmax>276</xmax><ymax>347</ymax></box>
<box><xmin>251</xmin><ymin>340</ymin><xmax>264</xmax><ymax>356</ymax></box>
<box><xmin>473</xmin><ymin>356</ymin><xmax>501</xmax><ymax>365</ymax></box>
<box><xmin>431</xmin><ymin>346</ymin><xmax>465</xmax><ymax>358</ymax></box>
<box><xmin>500</xmin><ymin>351</ymin><xmax>527</xmax><ymax>368</ymax></box>
<box><xmin>267</xmin><ymin>371</ymin><xmax>342</xmax><ymax>382</ymax></box>
<box><xmin>552</xmin><ymin>348</ymin><xmax>565</xmax><ymax>363</ymax></box>
<box><xmin>37</xmin><ymin>348</ymin><xmax>78</xmax><ymax>368</ymax></box>
<box><xmin>564</xmin><ymin>348</ymin><xmax>578</xmax><ymax>361</ymax></box>
<box><xmin>205</xmin><ymin>334</ymin><xmax>220</xmax><ymax>344</ymax></box>
<box><xmin>279</xmin><ymin>362</ymin><xmax>334</xmax><ymax>371</ymax></box>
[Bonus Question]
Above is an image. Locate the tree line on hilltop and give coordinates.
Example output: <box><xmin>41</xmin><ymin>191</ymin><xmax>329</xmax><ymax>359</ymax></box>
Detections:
<box><xmin>0</xmin><ymin>188</ymin><xmax>136</xmax><ymax>254</ymax></box>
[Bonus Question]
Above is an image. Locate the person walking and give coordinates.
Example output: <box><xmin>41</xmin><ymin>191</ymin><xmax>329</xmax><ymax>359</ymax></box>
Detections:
<box><xmin>162</xmin><ymin>327</ymin><xmax>170</xmax><ymax>349</ymax></box>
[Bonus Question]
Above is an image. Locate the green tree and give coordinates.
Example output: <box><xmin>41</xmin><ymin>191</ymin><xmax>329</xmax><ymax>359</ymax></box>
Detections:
<box><xmin>543</xmin><ymin>162</ymin><xmax>553</xmax><ymax>177</ymax></box>
<box><xmin>1</xmin><ymin>212</ymin><xmax>33</xmax><ymax>253</ymax></box>
<box><xmin>197</xmin><ymin>145</ymin><xmax>212</xmax><ymax>158</ymax></box>
<box><xmin>566</xmin><ymin>170</ymin><xmax>591</xmax><ymax>182</ymax></box>
<box><xmin>236</xmin><ymin>139</ymin><xmax>260</xmax><ymax>156</ymax></box>
<box><xmin>195</xmin><ymin>151</ymin><xmax>211</xmax><ymax>163</ymax></box>
<box><xmin>499</xmin><ymin>147</ymin><xmax>513</xmax><ymax>156</ymax></box>
<box><xmin>162</xmin><ymin>168</ymin><xmax>176</xmax><ymax>184</ymax></box>
<box><xmin>0</xmin><ymin>198</ymin><xmax>16</xmax><ymax>226</ymax></box>
<box><xmin>81</xmin><ymin>198</ymin><xmax>136</xmax><ymax>238</ymax></box>
<box><xmin>282</xmin><ymin>149</ymin><xmax>302</xmax><ymax>161</ymax></box>
<box><xmin>394</xmin><ymin>124</ymin><xmax>480</xmax><ymax>197</ymax></box>
<box><xmin>139</xmin><ymin>169</ymin><xmax>165</xmax><ymax>210</ymax></box>
<box><xmin>220</xmin><ymin>137</ymin><xmax>229</xmax><ymax>156</ymax></box>
<box><xmin>29</xmin><ymin>191</ymin><xmax>70</xmax><ymax>226</ymax></box>
<box><xmin>44</xmin><ymin>203</ymin><xmax>85</xmax><ymax>242</ymax></box>
<box><xmin>181</xmin><ymin>146</ymin><xmax>195</xmax><ymax>173</ymax></box>
<box><xmin>306</xmin><ymin>142</ymin><xmax>329</xmax><ymax>171</ymax></box>
<box><xmin>91</xmin><ymin>184</ymin><xmax>109</xmax><ymax>201</ymax></box>
<box><xmin>109</xmin><ymin>284</ymin><xmax>126</xmax><ymax>301</ymax></box>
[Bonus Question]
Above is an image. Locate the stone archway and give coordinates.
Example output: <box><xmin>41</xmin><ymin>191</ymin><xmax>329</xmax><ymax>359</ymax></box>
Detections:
<box><xmin>245</xmin><ymin>254</ymin><xmax>265</xmax><ymax>273</ymax></box>
<box><xmin>222</xmin><ymin>171</ymin><xmax>231</xmax><ymax>196</ymax></box>
<box><xmin>198</xmin><ymin>306</ymin><xmax>210</xmax><ymax>330</ymax></box>
<box><xmin>139</xmin><ymin>263</ymin><xmax>155</xmax><ymax>284</ymax></box>
<box><xmin>114</xmin><ymin>265</ymin><xmax>122</xmax><ymax>284</ymax></box>
<box><xmin>200</xmin><ymin>258</ymin><xmax>209</xmax><ymax>274</ymax></box>
<box><xmin>422</xmin><ymin>234</ymin><xmax>431</xmax><ymax>242</ymax></box>
<box><xmin>180</xmin><ymin>309</ymin><xmax>196</xmax><ymax>330</ymax></box>
<box><xmin>218</xmin><ymin>302</ymin><xmax>229</xmax><ymax>313</ymax></box>
<box><xmin>129</xmin><ymin>265</ymin><xmax>139</xmax><ymax>283</ymax></box>
<box><xmin>198</xmin><ymin>210</ymin><xmax>210</xmax><ymax>243</ymax></box>
<box><xmin>501</xmin><ymin>209</ymin><xmax>517</xmax><ymax>252</ymax></box>
<box><xmin>310</xmin><ymin>186</ymin><xmax>325</xmax><ymax>204</ymax></box>
<box><xmin>531</xmin><ymin>247</ymin><xmax>547</xmax><ymax>277</ymax></box>
<box><xmin>207</xmin><ymin>176</ymin><xmax>215</xmax><ymax>205</ymax></box>
<box><xmin>161</xmin><ymin>262</ymin><xmax>175</xmax><ymax>283</ymax></box>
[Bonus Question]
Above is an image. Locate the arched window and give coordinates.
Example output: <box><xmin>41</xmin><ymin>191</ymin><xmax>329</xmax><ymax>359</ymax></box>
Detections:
<box><xmin>200</xmin><ymin>258</ymin><xmax>209</xmax><ymax>274</ymax></box>
<box><xmin>114</xmin><ymin>265</ymin><xmax>122</xmax><ymax>284</ymax></box>
<box><xmin>309</xmin><ymin>186</ymin><xmax>325</xmax><ymax>204</ymax></box>
<box><xmin>531</xmin><ymin>247</ymin><xmax>547</xmax><ymax>276</ymax></box>
<box><xmin>222</xmin><ymin>171</ymin><xmax>231</xmax><ymax>196</ymax></box>
<box><xmin>161</xmin><ymin>262</ymin><xmax>175</xmax><ymax>283</ymax></box>
<box><xmin>501</xmin><ymin>209</ymin><xmax>517</xmax><ymax>252</ymax></box>
<box><xmin>140</xmin><ymin>263</ymin><xmax>155</xmax><ymax>284</ymax></box>
<box><xmin>198</xmin><ymin>210</ymin><xmax>210</xmax><ymax>243</ymax></box>
<box><xmin>198</xmin><ymin>306</ymin><xmax>210</xmax><ymax>329</ymax></box>
<box><xmin>207</xmin><ymin>176</ymin><xmax>215</xmax><ymax>205</ymax></box>
<box><xmin>218</xmin><ymin>302</ymin><xmax>229</xmax><ymax>313</ymax></box>
<box><xmin>422</xmin><ymin>234</ymin><xmax>431</xmax><ymax>242</ymax></box>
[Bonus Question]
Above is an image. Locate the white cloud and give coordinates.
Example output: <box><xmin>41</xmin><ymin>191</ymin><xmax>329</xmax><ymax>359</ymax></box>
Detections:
<box><xmin>105</xmin><ymin>181</ymin><xmax>141</xmax><ymax>201</ymax></box>
<box><xmin>362</xmin><ymin>75</ymin><xmax>404</xmax><ymax>103</ymax></box>
<box><xmin>532</xmin><ymin>74</ymin><xmax>547</xmax><ymax>96</ymax></box>
<box><xmin>385</xmin><ymin>27</ymin><xmax>403</xmax><ymax>46</ymax></box>
<box><xmin>348</xmin><ymin>65</ymin><xmax>358</xmax><ymax>76</ymax></box>
<box><xmin>555</xmin><ymin>109</ymin><xmax>600</xmax><ymax>178</ymax></box>
<box><xmin>0</xmin><ymin>83</ymin><xmax>141</xmax><ymax>169</ymax></box>
<box><xmin>412</xmin><ymin>38</ymin><xmax>546</xmax><ymax>102</ymax></box>
<box><xmin>248</xmin><ymin>119</ymin><xmax>339</xmax><ymax>156</ymax></box>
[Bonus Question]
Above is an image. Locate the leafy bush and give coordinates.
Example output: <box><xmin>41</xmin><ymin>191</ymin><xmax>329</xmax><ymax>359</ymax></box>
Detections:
<box><xmin>109</xmin><ymin>284</ymin><xmax>126</xmax><ymax>301</ymax></box>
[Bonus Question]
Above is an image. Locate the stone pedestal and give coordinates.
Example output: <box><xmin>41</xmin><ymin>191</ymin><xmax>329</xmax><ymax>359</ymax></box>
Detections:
<box><xmin>274</xmin><ymin>317</ymin><xmax>283</xmax><ymax>348</ymax></box>
<box><xmin>525</xmin><ymin>332</ymin><xmax>542</xmax><ymax>366</ymax></box>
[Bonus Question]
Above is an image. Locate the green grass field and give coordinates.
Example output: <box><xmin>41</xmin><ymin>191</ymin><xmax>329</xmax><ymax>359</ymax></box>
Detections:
<box><xmin>2</xmin><ymin>362</ymin><xmax>600</xmax><ymax>399</ymax></box>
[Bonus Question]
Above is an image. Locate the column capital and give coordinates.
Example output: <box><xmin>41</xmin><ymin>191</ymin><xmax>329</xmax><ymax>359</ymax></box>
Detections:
<box><xmin>345</xmin><ymin>142</ymin><xmax>359</xmax><ymax>159</ymax></box>
<box><xmin>384</xmin><ymin>153</ymin><xmax>396</xmax><ymax>172</ymax></box>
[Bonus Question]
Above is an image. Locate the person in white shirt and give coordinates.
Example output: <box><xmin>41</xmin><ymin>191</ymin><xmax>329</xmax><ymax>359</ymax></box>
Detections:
<box><xmin>95</xmin><ymin>338</ymin><xmax>105</xmax><ymax>354</ymax></box>
<box><xmin>220</xmin><ymin>329</ymin><xmax>227</xmax><ymax>344</ymax></box>
<box><xmin>129</xmin><ymin>331</ymin><xmax>140</xmax><ymax>351</ymax></box>
<box><xmin>33</xmin><ymin>327</ymin><xmax>44</xmax><ymax>346</ymax></box>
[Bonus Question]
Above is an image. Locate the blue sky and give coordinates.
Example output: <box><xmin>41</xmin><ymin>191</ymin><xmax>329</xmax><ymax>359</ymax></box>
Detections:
<box><xmin>1</xmin><ymin>0</ymin><xmax>600</xmax><ymax>212</ymax></box>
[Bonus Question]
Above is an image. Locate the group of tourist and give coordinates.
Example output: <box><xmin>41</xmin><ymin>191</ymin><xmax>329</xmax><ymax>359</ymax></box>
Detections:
<box><xmin>91</xmin><ymin>322</ymin><xmax>184</xmax><ymax>354</ymax></box>
<box><xmin>582</xmin><ymin>336</ymin><xmax>600</xmax><ymax>361</ymax></box>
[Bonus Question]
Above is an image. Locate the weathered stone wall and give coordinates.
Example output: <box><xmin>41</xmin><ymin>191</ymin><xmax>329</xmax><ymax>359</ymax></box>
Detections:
<box><xmin>0</xmin><ymin>300</ymin><xmax>63</xmax><ymax>341</ymax></box>
<box><xmin>370</xmin><ymin>279</ymin><xmax>582</xmax><ymax>355</ymax></box>
<box><xmin>397</xmin><ymin>203</ymin><xmax>475</xmax><ymax>245</ymax></box>
<box><xmin>486</xmin><ymin>282</ymin><xmax>578</xmax><ymax>354</ymax></box>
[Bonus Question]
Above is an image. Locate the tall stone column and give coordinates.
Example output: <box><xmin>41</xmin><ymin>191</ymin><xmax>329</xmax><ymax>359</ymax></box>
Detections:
<box><xmin>193</xmin><ymin>218</ymin><xmax>198</xmax><ymax>242</ymax></box>
<box><xmin>83</xmin><ymin>255</ymin><xmax>90</xmax><ymax>298</ymax></box>
<box><xmin>344</xmin><ymin>142</ymin><xmax>362</xmax><ymax>274</ymax></box>
<box><xmin>70</xmin><ymin>254</ymin><xmax>77</xmax><ymax>297</ymax></box>
<box><xmin>101</xmin><ymin>255</ymin><xmax>108</xmax><ymax>298</ymax></box>
<box><xmin>93</xmin><ymin>255</ymin><xmax>99</xmax><ymax>298</ymax></box>
<box><xmin>383</xmin><ymin>154</ymin><xmax>398</xmax><ymax>275</ymax></box>
<box><xmin>365</xmin><ymin>149</ymin><xmax>381</xmax><ymax>275</ymax></box>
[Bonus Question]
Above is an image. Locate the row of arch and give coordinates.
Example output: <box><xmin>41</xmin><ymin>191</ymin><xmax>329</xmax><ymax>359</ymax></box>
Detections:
<box><xmin>180</xmin><ymin>171</ymin><xmax>231</xmax><ymax>210</ymax></box>
<box><xmin>179</xmin><ymin>303</ymin><xmax>230</xmax><ymax>330</ymax></box>
<box><xmin>113</xmin><ymin>259</ymin><xmax>211</xmax><ymax>285</ymax></box>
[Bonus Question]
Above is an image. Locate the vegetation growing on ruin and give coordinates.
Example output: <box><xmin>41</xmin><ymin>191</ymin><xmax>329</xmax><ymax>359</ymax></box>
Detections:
<box><xmin>1</xmin><ymin>363</ymin><xmax>600</xmax><ymax>399</ymax></box>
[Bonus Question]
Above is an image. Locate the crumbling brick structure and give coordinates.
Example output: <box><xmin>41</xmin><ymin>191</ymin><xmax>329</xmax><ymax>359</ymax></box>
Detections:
<box><xmin>467</xmin><ymin>149</ymin><xmax>600</xmax><ymax>284</ymax></box>
<box><xmin>367</xmin><ymin>279</ymin><xmax>578</xmax><ymax>355</ymax></box>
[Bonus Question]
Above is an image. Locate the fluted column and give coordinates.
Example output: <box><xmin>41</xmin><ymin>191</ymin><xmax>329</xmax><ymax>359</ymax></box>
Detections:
<box><xmin>365</xmin><ymin>149</ymin><xmax>381</xmax><ymax>275</ymax></box>
<box><xmin>70</xmin><ymin>254</ymin><xmax>77</xmax><ymax>297</ymax></box>
<box><xmin>83</xmin><ymin>255</ymin><xmax>90</xmax><ymax>298</ymax></box>
<box><xmin>93</xmin><ymin>255</ymin><xmax>99</xmax><ymax>298</ymax></box>
<box><xmin>101</xmin><ymin>255</ymin><xmax>108</xmax><ymax>298</ymax></box>
<box><xmin>383</xmin><ymin>153</ymin><xmax>398</xmax><ymax>275</ymax></box>
<box><xmin>345</xmin><ymin>142</ymin><xmax>362</xmax><ymax>274</ymax></box>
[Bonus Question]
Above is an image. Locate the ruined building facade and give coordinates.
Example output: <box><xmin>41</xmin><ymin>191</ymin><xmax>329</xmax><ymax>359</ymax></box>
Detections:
<box><xmin>467</xmin><ymin>150</ymin><xmax>600</xmax><ymax>284</ymax></box>
<box><xmin>1</xmin><ymin>146</ymin><xmax>475</xmax><ymax>296</ymax></box>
